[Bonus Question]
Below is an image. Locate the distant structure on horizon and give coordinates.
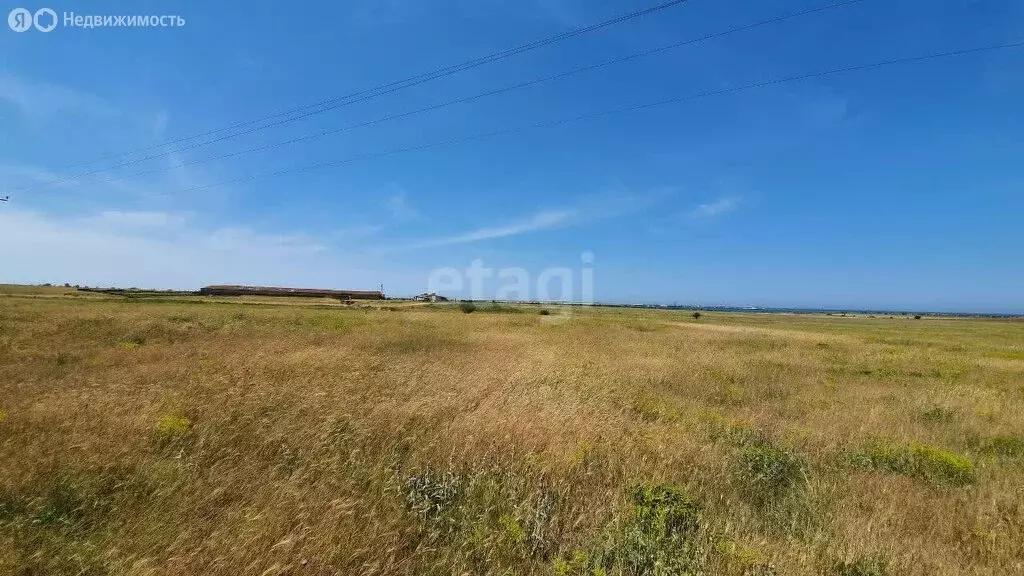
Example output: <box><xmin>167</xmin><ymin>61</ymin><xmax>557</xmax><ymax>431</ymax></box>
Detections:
<box><xmin>412</xmin><ymin>292</ymin><xmax>449</xmax><ymax>303</ymax></box>
<box><xmin>199</xmin><ymin>285</ymin><xmax>384</xmax><ymax>300</ymax></box>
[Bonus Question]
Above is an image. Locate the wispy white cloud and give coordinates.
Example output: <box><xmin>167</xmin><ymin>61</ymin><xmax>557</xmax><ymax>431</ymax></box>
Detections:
<box><xmin>0</xmin><ymin>208</ymin><xmax>392</xmax><ymax>289</ymax></box>
<box><xmin>204</xmin><ymin>226</ymin><xmax>327</xmax><ymax>254</ymax></box>
<box><xmin>0</xmin><ymin>164</ymin><xmax>82</xmax><ymax>192</ymax></box>
<box><xmin>164</xmin><ymin>150</ymin><xmax>208</xmax><ymax>192</ymax></box>
<box><xmin>394</xmin><ymin>209</ymin><xmax>575</xmax><ymax>250</ymax></box>
<box><xmin>331</xmin><ymin>224</ymin><xmax>383</xmax><ymax>241</ymax></box>
<box><xmin>0</xmin><ymin>163</ymin><xmax>153</xmax><ymax>201</ymax></box>
<box><xmin>690</xmin><ymin>196</ymin><xmax>740</xmax><ymax>219</ymax></box>
<box><xmin>386</xmin><ymin>187</ymin><xmax>671</xmax><ymax>251</ymax></box>
<box><xmin>0</xmin><ymin>159</ymin><xmax>215</xmax><ymax>202</ymax></box>
<box><xmin>0</xmin><ymin>74</ymin><xmax>114</xmax><ymax>121</ymax></box>
<box><xmin>384</xmin><ymin>192</ymin><xmax>419</xmax><ymax>220</ymax></box>
<box><xmin>84</xmin><ymin>210</ymin><xmax>188</xmax><ymax>230</ymax></box>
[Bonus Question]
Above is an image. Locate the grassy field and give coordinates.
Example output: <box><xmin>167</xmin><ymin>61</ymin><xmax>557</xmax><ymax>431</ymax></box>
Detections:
<box><xmin>1</xmin><ymin>288</ymin><xmax>1022</xmax><ymax>575</ymax></box>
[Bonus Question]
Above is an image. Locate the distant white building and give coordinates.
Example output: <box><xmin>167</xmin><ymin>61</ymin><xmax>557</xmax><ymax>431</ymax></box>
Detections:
<box><xmin>412</xmin><ymin>292</ymin><xmax>449</xmax><ymax>302</ymax></box>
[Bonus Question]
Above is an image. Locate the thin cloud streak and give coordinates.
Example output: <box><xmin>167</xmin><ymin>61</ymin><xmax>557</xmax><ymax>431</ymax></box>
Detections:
<box><xmin>384</xmin><ymin>187</ymin><xmax>671</xmax><ymax>251</ymax></box>
<box><xmin>86</xmin><ymin>210</ymin><xmax>188</xmax><ymax>230</ymax></box>
<box><xmin>690</xmin><ymin>196</ymin><xmax>740</xmax><ymax>218</ymax></box>
<box><xmin>0</xmin><ymin>74</ymin><xmax>115</xmax><ymax>120</ymax></box>
<box><xmin>391</xmin><ymin>209</ymin><xmax>575</xmax><ymax>251</ymax></box>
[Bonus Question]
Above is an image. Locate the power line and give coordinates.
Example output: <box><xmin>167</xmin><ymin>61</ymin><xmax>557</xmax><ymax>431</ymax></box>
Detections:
<box><xmin>27</xmin><ymin>0</ymin><xmax>867</xmax><ymax>193</ymax></box>
<box><xmin>131</xmin><ymin>41</ymin><xmax>1021</xmax><ymax>198</ymax></box>
<box><xmin>44</xmin><ymin>0</ymin><xmax>695</xmax><ymax>176</ymax></box>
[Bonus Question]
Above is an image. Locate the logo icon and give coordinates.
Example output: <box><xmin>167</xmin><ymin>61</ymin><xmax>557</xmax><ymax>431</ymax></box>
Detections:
<box><xmin>8</xmin><ymin>7</ymin><xmax>57</xmax><ymax>32</ymax></box>
<box><xmin>33</xmin><ymin>7</ymin><xmax>57</xmax><ymax>31</ymax></box>
<box><xmin>7</xmin><ymin>7</ymin><xmax>32</xmax><ymax>32</ymax></box>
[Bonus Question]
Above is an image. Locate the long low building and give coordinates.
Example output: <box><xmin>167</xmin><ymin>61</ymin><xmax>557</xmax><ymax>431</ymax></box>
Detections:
<box><xmin>199</xmin><ymin>285</ymin><xmax>384</xmax><ymax>299</ymax></box>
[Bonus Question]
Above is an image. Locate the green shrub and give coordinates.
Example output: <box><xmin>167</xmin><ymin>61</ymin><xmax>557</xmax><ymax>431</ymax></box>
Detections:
<box><xmin>497</xmin><ymin>512</ymin><xmax>526</xmax><ymax>547</ymax></box>
<box><xmin>539</xmin><ymin>309</ymin><xmax>551</xmax><ymax>315</ymax></box>
<box><xmin>978</xmin><ymin>435</ymin><xmax>1024</xmax><ymax>457</ymax></box>
<box><xmin>715</xmin><ymin>384</ymin><xmax>747</xmax><ymax>406</ymax></box>
<box><xmin>716</xmin><ymin>538</ymin><xmax>776</xmax><ymax>575</ymax></box>
<box><xmin>849</xmin><ymin>443</ymin><xmax>912</xmax><ymax>474</ymax></box>
<box><xmin>459</xmin><ymin>302</ymin><xmax>477</xmax><ymax>314</ymax></box>
<box><xmin>154</xmin><ymin>414</ymin><xmax>191</xmax><ymax>442</ymax></box>
<box><xmin>403</xmin><ymin>470</ymin><xmax>462</xmax><ymax>522</ymax></box>
<box><xmin>630</xmin><ymin>485</ymin><xmax>702</xmax><ymax>539</ymax></box>
<box><xmin>921</xmin><ymin>406</ymin><xmax>956</xmax><ymax>422</ymax></box>
<box><xmin>482</xmin><ymin>303</ymin><xmax>523</xmax><ymax>314</ymax></box>
<box><xmin>526</xmin><ymin>490</ymin><xmax>557</xmax><ymax>556</ymax></box>
<box><xmin>0</xmin><ymin>470</ymin><xmax>139</xmax><ymax>574</ymax></box>
<box><xmin>29</xmin><ymin>480</ymin><xmax>91</xmax><ymax>529</ymax></box>
<box><xmin>850</xmin><ymin>441</ymin><xmax>975</xmax><ymax>486</ymax></box>
<box><xmin>737</xmin><ymin>444</ymin><xmax>808</xmax><ymax>504</ymax></box>
<box><xmin>631</xmin><ymin>397</ymin><xmax>680</xmax><ymax>423</ymax></box>
<box><xmin>396</xmin><ymin>466</ymin><xmax>559</xmax><ymax>570</ymax></box>
<box><xmin>554</xmin><ymin>484</ymin><xmax>706</xmax><ymax>575</ymax></box>
<box><xmin>120</xmin><ymin>333</ymin><xmax>146</xmax><ymax>347</ymax></box>
<box><xmin>911</xmin><ymin>444</ymin><xmax>975</xmax><ymax>485</ymax></box>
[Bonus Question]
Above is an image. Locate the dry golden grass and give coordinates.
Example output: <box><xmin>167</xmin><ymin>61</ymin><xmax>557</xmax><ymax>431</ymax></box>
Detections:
<box><xmin>1</xmin><ymin>288</ymin><xmax>1022</xmax><ymax>575</ymax></box>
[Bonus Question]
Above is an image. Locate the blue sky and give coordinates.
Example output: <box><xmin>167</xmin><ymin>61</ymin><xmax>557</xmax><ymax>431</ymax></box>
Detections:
<box><xmin>2</xmin><ymin>0</ymin><xmax>1022</xmax><ymax>311</ymax></box>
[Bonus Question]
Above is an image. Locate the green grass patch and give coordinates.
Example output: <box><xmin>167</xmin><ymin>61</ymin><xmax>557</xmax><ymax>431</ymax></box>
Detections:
<box><xmin>714</xmin><ymin>538</ymin><xmax>776</xmax><ymax>575</ymax></box>
<box><xmin>849</xmin><ymin>441</ymin><xmax>975</xmax><ymax>486</ymax></box>
<box><xmin>987</xmin><ymin>349</ymin><xmax>1024</xmax><ymax>361</ymax></box>
<box><xmin>921</xmin><ymin>406</ymin><xmax>956</xmax><ymax>423</ymax></box>
<box><xmin>736</xmin><ymin>443</ymin><xmax>808</xmax><ymax>506</ymax></box>
<box><xmin>479</xmin><ymin>303</ymin><xmax>525</xmax><ymax>314</ymax></box>
<box><xmin>977</xmin><ymin>435</ymin><xmax>1024</xmax><ymax>457</ymax></box>
<box><xmin>114</xmin><ymin>331</ymin><xmax>147</xmax><ymax>349</ymax></box>
<box><xmin>631</xmin><ymin>395</ymin><xmax>680</xmax><ymax>423</ymax></box>
<box><xmin>154</xmin><ymin>414</ymin><xmax>192</xmax><ymax>444</ymax></box>
<box><xmin>0</xmin><ymin>469</ymin><xmax>141</xmax><ymax>575</ymax></box>
<box><xmin>399</xmin><ymin>465</ymin><xmax>558</xmax><ymax>570</ymax></box>
<box><xmin>554</xmin><ymin>484</ymin><xmax>706</xmax><ymax>576</ymax></box>
<box><xmin>404</xmin><ymin>469</ymin><xmax>462</xmax><ymax>526</ymax></box>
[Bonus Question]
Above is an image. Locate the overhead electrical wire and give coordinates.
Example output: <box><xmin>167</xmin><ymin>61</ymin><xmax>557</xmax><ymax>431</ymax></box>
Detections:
<box><xmin>41</xmin><ymin>0</ymin><xmax>696</xmax><ymax>176</ymax></box>
<box><xmin>126</xmin><ymin>41</ymin><xmax>1024</xmax><ymax>198</ymax></box>
<box><xmin>25</xmin><ymin>0</ymin><xmax>867</xmax><ymax>193</ymax></box>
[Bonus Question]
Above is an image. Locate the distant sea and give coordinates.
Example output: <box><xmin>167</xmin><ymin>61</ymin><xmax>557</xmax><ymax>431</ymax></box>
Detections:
<box><xmin>594</xmin><ymin>303</ymin><xmax>1022</xmax><ymax>318</ymax></box>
